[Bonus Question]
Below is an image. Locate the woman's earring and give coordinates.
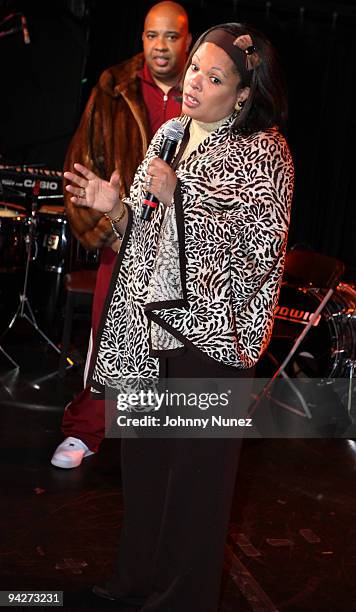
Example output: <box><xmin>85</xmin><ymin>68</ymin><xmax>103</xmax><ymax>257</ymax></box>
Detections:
<box><xmin>235</xmin><ymin>100</ymin><xmax>244</xmax><ymax>112</ymax></box>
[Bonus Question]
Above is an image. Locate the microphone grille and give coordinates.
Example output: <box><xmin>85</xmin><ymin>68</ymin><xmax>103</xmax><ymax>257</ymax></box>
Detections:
<box><xmin>163</xmin><ymin>119</ymin><xmax>185</xmax><ymax>142</ymax></box>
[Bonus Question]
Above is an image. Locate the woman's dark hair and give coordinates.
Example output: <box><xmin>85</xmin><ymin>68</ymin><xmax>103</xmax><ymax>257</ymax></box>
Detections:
<box><xmin>183</xmin><ymin>23</ymin><xmax>288</xmax><ymax>135</ymax></box>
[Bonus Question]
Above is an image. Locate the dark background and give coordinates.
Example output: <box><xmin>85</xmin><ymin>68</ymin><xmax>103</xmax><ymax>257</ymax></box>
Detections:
<box><xmin>1</xmin><ymin>0</ymin><xmax>355</xmax><ymax>276</ymax></box>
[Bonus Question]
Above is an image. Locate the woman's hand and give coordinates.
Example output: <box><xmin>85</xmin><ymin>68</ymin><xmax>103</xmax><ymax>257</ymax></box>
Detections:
<box><xmin>64</xmin><ymin>163</ymin><xmax>121</xmax><ymax>214</ymax></box>
<box><xmin>145</xmin><ymin>158</ymin><xmax>177</xmax><ymax>207</ymax></box>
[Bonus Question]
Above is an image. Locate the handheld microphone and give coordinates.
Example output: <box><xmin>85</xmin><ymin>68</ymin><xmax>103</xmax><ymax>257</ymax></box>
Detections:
<box><xmin>141</xmin><ymin>120</ymin><xmax>184</xmax><ymax>221</ymax></box>
<box><xmin>21</xmin><ymin>15</ymin><xmax>30</xmax><ymax>44</ymax></box>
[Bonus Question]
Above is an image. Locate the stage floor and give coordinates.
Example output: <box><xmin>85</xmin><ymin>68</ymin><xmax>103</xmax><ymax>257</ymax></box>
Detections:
<box><xmin>0</xmin><ymin>316</ymin><xmax>355</xmax><ymax>611</ymax></box>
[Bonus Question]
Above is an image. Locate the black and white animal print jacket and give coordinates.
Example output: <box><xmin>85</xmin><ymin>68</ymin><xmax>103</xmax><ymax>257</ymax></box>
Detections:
<box><xmin>90</xmin><ymin>114</ymin><xmax>294</xmax><ymax>392</ymax></box>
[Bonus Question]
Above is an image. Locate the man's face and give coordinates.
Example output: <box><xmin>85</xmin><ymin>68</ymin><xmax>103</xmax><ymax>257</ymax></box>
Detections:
<box><xmin>142</xmin><ymin>9</ymin><xmax>191</xmax><ymax>84</ymax></box>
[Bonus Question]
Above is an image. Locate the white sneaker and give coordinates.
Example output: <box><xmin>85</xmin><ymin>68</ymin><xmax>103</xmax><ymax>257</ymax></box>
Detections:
<box><xmin>51</xmin><ymin>437</ymin><xmax>94</xmax><ymax>469</ymax></box>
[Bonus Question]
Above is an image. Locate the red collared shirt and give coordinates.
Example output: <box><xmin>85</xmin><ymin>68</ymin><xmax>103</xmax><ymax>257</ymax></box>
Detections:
<box><xmin>138</xmin><ymin>62</ymin><xmax>182</xmax><ymax>140</ymax></box>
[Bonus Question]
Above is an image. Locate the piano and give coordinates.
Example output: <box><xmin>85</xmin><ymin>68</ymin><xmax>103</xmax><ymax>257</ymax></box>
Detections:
<box><xmin>0</xmin><ymin>164</ymin><xmax>63</xmax><ymax>202</ymax></box>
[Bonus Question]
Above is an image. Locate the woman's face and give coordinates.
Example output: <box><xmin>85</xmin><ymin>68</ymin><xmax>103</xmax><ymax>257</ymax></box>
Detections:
<box><xmin>182</xmin><ymin>42</ymin><xmax>242</xmax><ymax>123</ymax></box>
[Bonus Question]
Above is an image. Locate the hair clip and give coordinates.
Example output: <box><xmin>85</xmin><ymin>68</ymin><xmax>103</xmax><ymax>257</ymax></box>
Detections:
<box><xmin>233</xmin><ymin>34</ymin><xmax>260</xmax><ymax>70</ymax></box>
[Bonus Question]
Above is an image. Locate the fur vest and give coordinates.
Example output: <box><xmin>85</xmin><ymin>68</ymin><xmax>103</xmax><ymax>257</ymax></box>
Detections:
<box><xmin>63</xmin><ymin>53</ymin><xmax>149</xmax><ymax>250</ymax></box>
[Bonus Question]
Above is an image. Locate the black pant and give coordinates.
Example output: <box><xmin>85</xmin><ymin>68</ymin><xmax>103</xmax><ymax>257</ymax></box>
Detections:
<box><xmin>107</xmin><ymin>348</ymin><xmax>254</xmax><ymax>612</ymax></box>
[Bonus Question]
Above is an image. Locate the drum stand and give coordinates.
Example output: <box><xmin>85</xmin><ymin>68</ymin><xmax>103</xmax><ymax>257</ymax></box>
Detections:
<box><xmin>0</xmin><ymin>344</ymin><xmax>19</xmax><ymax>369</ymax></box>
<box><xmin>248</xmin><ymin>249</ymin><xmax>346</xmax><ymax>423</ymax></box>
<box><xmin>0</xmin><ymin>185</ymin><xmax>61</xmax><ymax>369</ymax></box>
<box><xmin>346</xmin><ymin>360</ymin><xmax>356</xmax><ymax>418</ymax></box>
<box><xmin>249</xmin><ymin>288</ymin><xmax>335</xmax><ymax>419</ymax></box>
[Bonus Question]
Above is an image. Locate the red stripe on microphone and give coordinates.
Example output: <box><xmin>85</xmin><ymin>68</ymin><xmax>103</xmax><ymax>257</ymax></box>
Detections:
<box><xmin>143</xmin><ymin>199</ymin><xmax>158</xmax><ymax>208</ymax></box>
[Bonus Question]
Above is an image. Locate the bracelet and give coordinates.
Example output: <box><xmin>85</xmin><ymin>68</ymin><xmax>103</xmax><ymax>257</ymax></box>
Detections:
<box><xmin>105</xmin><ymin>204</ymin><xmax>126</xmax><ymax>240</ymax></box>
<box><xmin>105</xmin><ymin>203</ymin><xmax>126</xmax><ymax>225</ymax></box>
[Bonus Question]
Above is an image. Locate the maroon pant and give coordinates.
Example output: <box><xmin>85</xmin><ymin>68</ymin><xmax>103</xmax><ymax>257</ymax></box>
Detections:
<box><xmin>61</xmin><ymin>247</ymin><xmax>117</xmax><ymax>452</ymax></box>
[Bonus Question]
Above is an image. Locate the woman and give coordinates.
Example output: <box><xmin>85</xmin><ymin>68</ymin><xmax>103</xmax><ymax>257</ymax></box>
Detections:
<box><xmin>65</xmin><ymin>23</ymin><xmax>294</xmax><ymax>612</ymax></box>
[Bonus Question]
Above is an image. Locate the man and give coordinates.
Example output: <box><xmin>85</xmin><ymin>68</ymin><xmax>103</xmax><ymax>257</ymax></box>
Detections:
<box><xmin>51</xmin><ymin>1</ymin><xmax>191</xmax><ymax>468</ymax></box>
